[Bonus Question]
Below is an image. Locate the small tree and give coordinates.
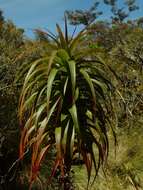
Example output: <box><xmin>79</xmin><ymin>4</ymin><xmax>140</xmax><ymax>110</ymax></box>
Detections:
<box><xmin>66</xmin><ymin>1</ymin><xmax>102</xmax><ymax>26</ymax></box>
<box><xmin>66</xmin><ymin>0</ymin><xmax>139</xmax><ymax>26</ymax></box>
<box><xmin>18</xmin><ymin>19</ymin><xmax>116</xmax><ymax>189</ymax></box>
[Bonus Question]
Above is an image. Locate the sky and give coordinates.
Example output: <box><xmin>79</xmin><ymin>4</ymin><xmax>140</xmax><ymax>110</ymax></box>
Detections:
<box><xmin>0</xmin><ymin>0</ymin><xmax>143</xmax><ymax>38</ymax></box>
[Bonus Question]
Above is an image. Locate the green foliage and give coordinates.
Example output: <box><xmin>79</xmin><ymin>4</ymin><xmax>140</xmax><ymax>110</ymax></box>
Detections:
<box><xmin>0</xmin><ymin>3</ymin><xmax>143</xmax><ymax>190</ymax></box>
<box><xmin>72</xmin><ymin>17</ymin><xmax>143</xmax><ymax>190</ymax></box>
<box><xmin>0</xmin><ymin>18</ymin><xmax>50</xmax><ymax>189</ymax></box>
<box><xmin>66</xmin><ymin>1</ymin><xmax>102</xmax><ymax>26</ymax></box>
<box><xmin>18</xmin><ymin>19</ymin><xmax>117</xmax><ymax>189</ymax></box>
<box><xmin>73</xmin><ymin>124</ymin><xmax>143</xmax><ymax>190</ymax></box>
<box><xmin>0</xmin><ymin>19</ymin><xmax>24</xmax><ymax>190</ymax></box>
<box><xmin>104</xmin><ymin>0</ymin><xmax>139</xmax><ymax>22</ymax></box>
<box><xmin>66</xmin><ymin>0</ymin><xmax>139</xmax><ymax>26</ymax></box>
<box><xmin>0</xmin><ymin>20</ymin><xmax>24</xmax><ymax>130</ymax></box>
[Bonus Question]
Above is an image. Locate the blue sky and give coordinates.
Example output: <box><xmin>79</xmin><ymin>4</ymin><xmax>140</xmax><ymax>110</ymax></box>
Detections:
<box><xmin>0</xmin><ymin>0</ymin><xmax>143</xmax><ymax>38</ymax></box>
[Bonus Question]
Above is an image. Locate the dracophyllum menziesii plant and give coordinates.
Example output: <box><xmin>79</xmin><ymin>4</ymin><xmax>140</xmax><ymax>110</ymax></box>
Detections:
<box><xmin>18</xmin><ymin>18</ymin><xmax>116</xmax><ymax>189</ymax></box>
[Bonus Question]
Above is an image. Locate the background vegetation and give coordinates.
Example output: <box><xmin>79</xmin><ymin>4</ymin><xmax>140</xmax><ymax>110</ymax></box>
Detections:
<box><xmin>0</xmin><ymin>0</ymin><xmax>143</xmax><ymax>189</ymax></box>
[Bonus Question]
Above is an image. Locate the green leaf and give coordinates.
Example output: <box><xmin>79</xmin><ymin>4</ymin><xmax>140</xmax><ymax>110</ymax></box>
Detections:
<box><xmin>56</xmin><ymin>24</ymin><xmax>67</xmax><ymax>49</ymax></box>
<box><xmin>75</xmin><ymin>87</ymin><xmax>79</xmax><ymax>101</ymax></box>
<box><xmin>70</xmin><ymin>125</ymin><xmax>75</xmax><ymax>157</ymax></box>
<box><xmin>63</xmin><ymin>78</ymin><xmax>68</xmax><ymax>95</ymax></box>
<box><xmin>70</xmin><ymin>30</ymin><xmax>85</xmax><ymax>52</ymax></box>
<box><xmin>80</xmin><ymin>68</ymin><xmax>96</xmax><ymax>104</ymax></box>
<box><xmin>55</xmin><ymin>127</ymin><xmax>62</xmax><ymax>157</ymax></box>
<box><xmin>62</xmin><ymin>120</ymin><xmax>70</xmax><ymax>154</ymax></box>
<box><xmin>92</xmin><ymin>78</ymin><xmax>107</xmax><ymax>92</ymax></box>
<box><xmin>23</xmin><ymin>92</ymin><xmax>38</xmax><ymax>110</ymax></box>
<box><xmin>47</xmin><ymin>97</ymin><xmax>61</xmax><ymax>123</ymax></box>
<box><xmin>23</xmin><ymin>57</ymin><xmax>48</xmax><ymax>87</ymax></box>
<box><xmin>69</xmin><ymin>104</ymin><xmax>79</xmax><ymax>134</ymax></box>
<box><xmin>47</xmin><ymin>68</ymin><xmax>58</xmax><ymax>112</ymax></box>
<box><xmin>35</xmin><ymin>103</ymin><xmax>47</xmax><ymax>127</ymax></box>
<box><xmin>57</xmin><ymin>49</ymin><xmax>69</xmax><ymax>61</ymax></box>
<box><xmin>61</xmin><ymin>114</ymin><xmax>68</xmax><ymax>122</ymax></box>
<box><xmin>67</xmin><ymin>60</ymin><xmax>76</xmax><ymax>97</ymax></box>
<box><xmin>47</xmin><ymin>50</ymin><xmax>57</xmax><ymax>75</ymax></box>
